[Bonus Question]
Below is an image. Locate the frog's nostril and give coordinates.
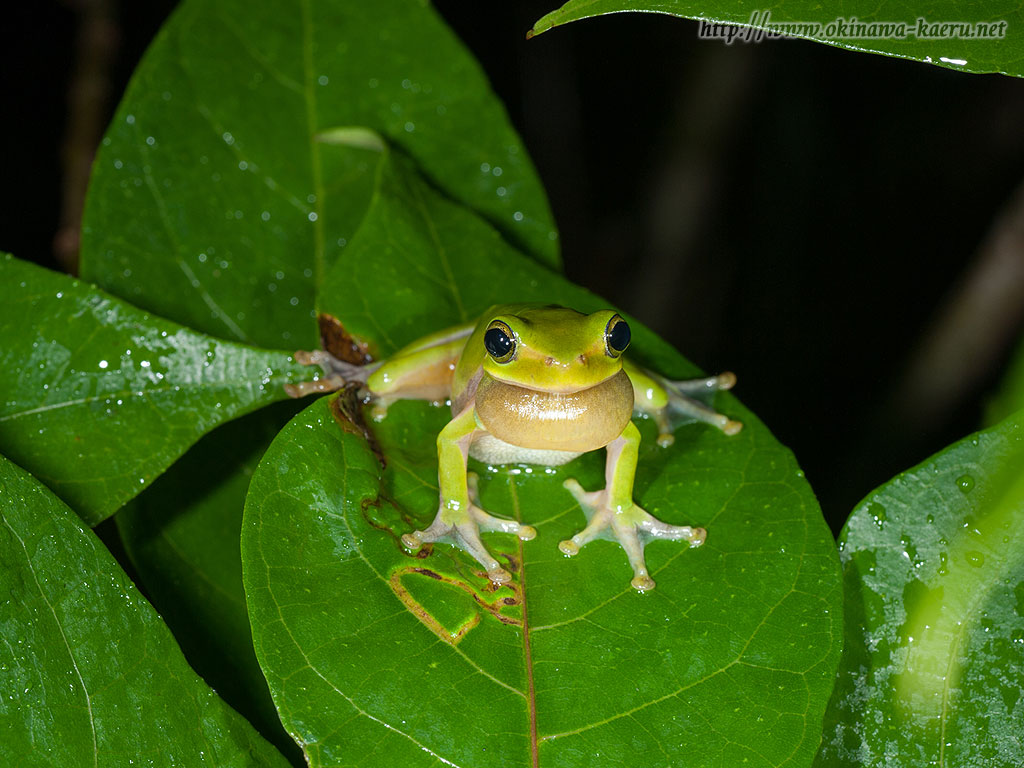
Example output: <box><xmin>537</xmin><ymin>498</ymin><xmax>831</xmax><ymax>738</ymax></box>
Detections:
<box><xmin>578</xmin><ymin>354</ymin><xmax>587</xmax><ymax>366</ymax></box>
<box><xmin>544</xmin><ymin>356</ymin><xmax>555</xmax><ymax>366</ymax></box>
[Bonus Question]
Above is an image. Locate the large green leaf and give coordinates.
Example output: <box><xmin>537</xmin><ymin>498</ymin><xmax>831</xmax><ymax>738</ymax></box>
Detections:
<box><xmin>0</xmin><ymin>253</ymin><xmax>310</xmax><ymax>525</ymax></box>
<box><xmin>81</xmin><ymin>0</ymin><xmax>557</xmax><ymax>351</ymax></box>
<box><xmin>242</xmin><ymin>150</ymin><xmax>841</xmax><ymax>766</ymax></box>
<box><xmin>530</xmin><ymin>1</ymin><xmax>1024</xmax><ymax>79</ymax></box>
<box><xmin>0</xmin><ymin>453</ymin><xmax>290</xmax><ymax>767</ymax></box>
<box><xmin>115</xmin><ymin>403</ymin><xmax>305</xmax><ymax>765</ymax></box>
<box><xmin>816</xmin><ymin>414</ymin><xmax>1024</xmax><ymax>766</ymax></box>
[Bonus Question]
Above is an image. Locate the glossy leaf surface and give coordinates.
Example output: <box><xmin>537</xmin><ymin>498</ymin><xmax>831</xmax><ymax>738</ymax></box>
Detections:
<box><xmin>81</xmin><ymin>0</ymin><xmax>557</xmax><ymax>351</ymax></box>
<box><xmin>0</xmin><ymin>453</ymin><xmax>290</xmax><ymax>767</ymax></box>
<box><xmin>0</xmin><ymin>254</ymin><xmax>309</xmax><ymax>525</ymax></box>
<box><xmin>115</xmin><ymin>403</ymin><xmax>305</xmax><ymax>765</ymax></box>
<box><xmin>243</xmin><ymin>152</ymin><xmax>841</xmax><ymax>767</ymax></box>
<box><xmin>816</xmin><ymin>415</ymin><xmax>1024</xmax><ymax>767</ymax></box>
<box><xmin>530</xmin><ymin>0</ymin><xmax>1024</xmax><ymax>78</ymax></box>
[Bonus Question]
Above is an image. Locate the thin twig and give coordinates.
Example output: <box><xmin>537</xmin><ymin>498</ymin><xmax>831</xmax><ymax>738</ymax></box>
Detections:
<box><xmin>55</xmin><ymin>0</ymin><xmax>119</xmax><ymax>275</ymax></box>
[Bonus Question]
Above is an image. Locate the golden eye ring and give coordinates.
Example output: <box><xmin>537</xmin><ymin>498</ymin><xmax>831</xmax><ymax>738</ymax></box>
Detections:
<box><xmin>605</xmin><ymin>314</ymin><xmax>631</xmax><ymax>358</ymax></box>
<box><xmin>484</xmin><ymin>321</ymin><xmax>516</xmax><ymax>363</ymax></box>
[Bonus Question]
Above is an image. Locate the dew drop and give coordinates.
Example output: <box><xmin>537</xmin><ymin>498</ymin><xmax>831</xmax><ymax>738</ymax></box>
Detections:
<box><xmin>956</xmin><ymin>474</ymin><xmax>975</xmax><ymax>493</ymax></box>
<box><xmin>868</xmin><ymin>501</ymin><xmax>887</xmax><ymax>530</ymax></box>
<box><xmin>965</xmin><ymin>550</ymin><xmax>985</xmax><ymax>567</ymax></box>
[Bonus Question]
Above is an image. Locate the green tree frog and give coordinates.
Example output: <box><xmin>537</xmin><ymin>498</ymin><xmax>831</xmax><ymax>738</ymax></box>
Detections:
<box><xmin>289</xmin><ymin>305</ymin><xmax>741</xmax><ymax>592</ymax></box>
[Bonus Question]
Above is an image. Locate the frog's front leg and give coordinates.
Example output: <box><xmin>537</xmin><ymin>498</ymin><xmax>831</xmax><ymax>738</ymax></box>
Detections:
<box><xmin>559</xmin><ymin>421</ymin><xmax>705</xmax><ymax>592</ymax></box>
<box><xmin>401</xmin><ymin>406</ymin><xmax>536</xmax><ymax>584</ymax></box>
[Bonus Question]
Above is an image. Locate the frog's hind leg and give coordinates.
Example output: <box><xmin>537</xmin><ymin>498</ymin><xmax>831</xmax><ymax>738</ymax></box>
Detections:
<box><xmin>284</xmin><ymin>350</ymin><xmax>381</xmax><ymax>398</ymax></box>
<box><xmin>285</xmin><ymin>321</ymin><xmax>474</xmax><ymax>410</ymax></box>
<box><xmin>625</xmin><ymin>360</ymin><xmax>742</xmax><ymax>446</ymax></box>
<box><xmin>659</xmin><ymin>379</ymin><xmax>743</xmax><ymax>444</ymax></box>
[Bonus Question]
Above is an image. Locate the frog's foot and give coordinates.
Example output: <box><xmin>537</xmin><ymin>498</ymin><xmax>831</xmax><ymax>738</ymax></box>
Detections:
<box><xmin>655</xmin><ymin>372</ymin><xmax>742</xmax><ymax>446</ymax></box>
<box><xmin>402</xmin><ymin>482</ymin><xmax>536</xmax><ymax>584</ymax></box>
<box><xmin>283</xmin><ymin>349</ymin><xmax>380</xmax><ymax>398</ymax></box>
<box><xmin>559</xmin><ymin>479</ymin><xmax>705</xmax><ymax>592</ymax></box>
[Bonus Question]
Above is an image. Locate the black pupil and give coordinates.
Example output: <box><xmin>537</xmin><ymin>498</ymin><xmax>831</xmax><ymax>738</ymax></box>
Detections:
<box><xmin>484</xmin><ymin>327</ymin><xmax>513</xmax><ymax>359</ymax></box>
<box><xmin>608</xmin><ymin>320</ymin><xmax>631</xmax><ymax>352</ymax></box>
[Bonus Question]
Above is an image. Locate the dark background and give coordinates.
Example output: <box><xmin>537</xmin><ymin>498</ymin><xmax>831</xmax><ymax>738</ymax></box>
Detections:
<box><xmin>5</xmin><ymin>0</ymin><xmax>1024</xmax><ymax>532</ymax></box>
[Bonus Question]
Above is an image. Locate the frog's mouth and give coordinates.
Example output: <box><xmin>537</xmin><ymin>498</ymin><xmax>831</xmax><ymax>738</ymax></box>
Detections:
<box><xmin>483</xmin><ymin>365</ymin><xmax>621</xmax><ymax>396</ymax></box>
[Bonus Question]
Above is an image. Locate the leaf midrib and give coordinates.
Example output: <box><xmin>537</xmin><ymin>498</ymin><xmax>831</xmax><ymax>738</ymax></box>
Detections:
<box><xmin>301</xmin><ymin>0</ymin><xmax>327</xmax><ymax>294</ymax></box>
<box><xmin>3</xmin><ymin>513</ymin><xmax>99</xmax><ymax>768</ymax></box>
<box><xmin>509</xmin><ymin>478</ymin><xmax>539</xmax><ymax>768</ymax></box>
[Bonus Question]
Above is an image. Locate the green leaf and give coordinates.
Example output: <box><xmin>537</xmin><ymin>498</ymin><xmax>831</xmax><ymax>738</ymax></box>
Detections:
<box><xmin>242</xmin><ymin>152</ymin><xmax>841</xmax><ymax>766</ymax></box>
<box><xmin>115</xmin><ymin>403</ymin><xmax>305</xmax><ymax>765</ymax></box>
<box><xmin>816</xmin><ymin>414</ymin><xmax>1024</xmax><ymax>767</ymax></box>
<box><xmin>81</xmin><ymin>0</ymin><xmax>558</xmax><ymax>350</ymax></box>
<box><xmin>0</xmin><ymin>453</ymin><xmax>291</xmax><ymax>767</ymax></box>
<box><xmin>0</xmin><ymin>253</ymin><xmax>309</xmax><ymax>526</ymax></box>
<box><xmin>530</xmin><ymin>1</ymin><xmax>1024</xmax><ymax>79</ymax></box>
<box><xmin>318</xmin><ymin>146</ymin><xmax>618</xmax><ymax>356</ymax></box>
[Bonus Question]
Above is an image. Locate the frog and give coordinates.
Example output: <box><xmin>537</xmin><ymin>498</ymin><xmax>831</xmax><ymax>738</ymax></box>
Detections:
<box><xmin>287</xmin><ymin>304</ymin><xmax>741</xmax><ymax>592</ymax></box>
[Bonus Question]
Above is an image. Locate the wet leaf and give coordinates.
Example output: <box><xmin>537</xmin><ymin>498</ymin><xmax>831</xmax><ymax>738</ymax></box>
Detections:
<box><xmin>530</xmin><ymin>0</ymin><xmax>1024</xmax><ymax>78</ymax></box>
<box><xmin>0</xmin><ymin>254</ymin><xmax>310</xmax><ymax>526</ymax></box>
<box><xmin>115</xmin><ymin>403</ymin><xmax>305</xmax><ymax>765</ymax></box>
<box><xmin>816</xmin><ymin>414</ymin><xmax>1024</xmax><ymax>767</ymax></box>
<box><xmin>0</xmin><ymin>453</ymin><xmax>290</xmax><ymax>767</ymax></box>
<box><xmin>242</xmin><ymin>152</ymin><xmax>841</xmax><ymax>767</ymax></box>
<box><xmin>81</xmin><ymin>0</ymin><xmax>557</xmax><ymax>350</ymax></box>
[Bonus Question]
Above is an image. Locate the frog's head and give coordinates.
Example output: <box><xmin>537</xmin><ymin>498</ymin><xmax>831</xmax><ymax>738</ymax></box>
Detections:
<box><xmin>480</xmin><ymin>305</ymin><xmax>630</xmax><ymax>394</ymax></box>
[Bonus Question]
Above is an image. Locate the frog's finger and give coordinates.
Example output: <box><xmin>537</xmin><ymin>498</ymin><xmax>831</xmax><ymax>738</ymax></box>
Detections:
<box><xmin>285</xmin><ymin>349</ymin><xmax>378</xmax><ymax>398</ymax></box>
<box><xmin>665</xmin><ymin>371</ymin><xmax>736</xmax><ymax>395</ymax></box>
<box><xmin>401</xmin><ymin>514</ymin><xmax>513</xmax><ymax>584</ymax></box>
<box><xmin>560</xmin><ymin>479</ymin><xmax>708</xmax><ymax>591</ymax></box>
<box><xmin>469</xmin><ymin>504</ymin><xmax>536</xmax><ymax>541</ymax></box>
<box><xmin>666</xmin><ymin>392</ymin><xmax>743</xmax><ymax>436</ymax></box>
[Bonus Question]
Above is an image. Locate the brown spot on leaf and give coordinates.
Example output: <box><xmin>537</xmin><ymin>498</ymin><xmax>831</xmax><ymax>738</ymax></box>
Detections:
<box><xmin>329</xmin><ymin>390</ymin><xmax>385</xmax><ymax>467</ymax></box>
<box><xmin>318</xmin><ymin>313</ymin><xmax>373</xmax><ymax>364</ymax></box>
<box><xmin>412</xmin><ymin>567</ymin><xmax>443</xmax><ymax>581</ymax></box>
<box><xmin>389</xmin><ymin>565</ymin><xmax>524</xmax><ymax>644</ymax></box>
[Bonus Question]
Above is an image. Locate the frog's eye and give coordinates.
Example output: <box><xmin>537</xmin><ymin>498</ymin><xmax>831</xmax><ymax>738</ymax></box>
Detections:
<box><xmin>484</xmin><ymin>321</ymin><xmax>516</xmax><ymax>363</ymax></box>
<box><xmin>604</xmin><ymin>315</ymin><xmax>631</xmax><ymax>358</ymax></box>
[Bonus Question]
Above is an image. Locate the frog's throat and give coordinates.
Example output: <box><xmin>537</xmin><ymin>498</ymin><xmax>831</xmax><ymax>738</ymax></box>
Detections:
<box><xmin>473</xmin><ymin>369</ymin><xmax>634</xmax><ymax>453</ymax></box>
